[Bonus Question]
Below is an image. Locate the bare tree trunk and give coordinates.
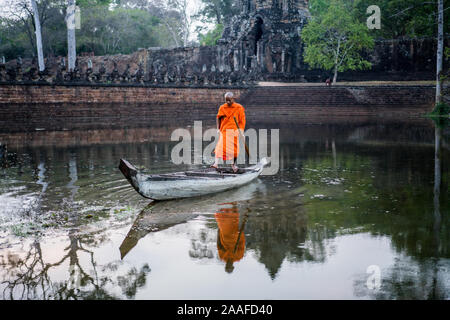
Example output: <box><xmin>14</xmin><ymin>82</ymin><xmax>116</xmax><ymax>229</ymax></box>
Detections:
<box><xmin>333</xmin><ymin>38</ymin><xmax>341</xmax><ymax>84</ymax></box>
<box><xmin>436</xmin><ymin>0</ymin><xmax>444</xmax><ymax>104</ymax></box>
<box><xmin>433</xmin><ymin>126</ymin><xmax>441</xmax><ymax>255</ymax></box>
<box><xmin>66</xmin><ymin>0</ymin><xmax>76</xmax><ymax>71</ymax></box>
<box><xmin>163</xmin><ymin>20</ymin><xmax>180</xmax><ymax>47</ymax></box>
<box><xmin>30</xmin><ymin>0</ymin><xmax>45</xmax><ymax>72</ymax></box>
<box><xmin>156</xmin><ymin>0</ymin><xmax>181</xmax><ymax>47</ymax></box>
<box><xmin>181</xmin><ymin>0</ymin><xmax>190</xmax><ymax>46</ymax></box>
<box><xmin>22</xmin><ymin>18</ymin><xmax>37</xmax><ymax>54</ymax></box>
<box><xmin>167</xmin><ymin>0</ymin><xmax>192</xmax><ymax>47</ymax></box>
<box><xmin>333</xmin><ymin>65</ymin><xmax>338</xmax><ymax>84</ymax></box>
<box><xmin>215</xmin><ymin>6</ymin><xmax>221</xmax><ymax>24</ymax></box>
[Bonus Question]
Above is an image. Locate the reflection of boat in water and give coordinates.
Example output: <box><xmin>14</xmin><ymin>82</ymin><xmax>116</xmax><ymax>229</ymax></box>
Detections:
<box><xmin>119</xmin><ymin>182</ymin><xmax>264</xmax><ymax>259</ymax></box>
<box><xmin>118</xmin><ymin>158</ymin><xmax>269</xmax><ymax>200</ymax></box>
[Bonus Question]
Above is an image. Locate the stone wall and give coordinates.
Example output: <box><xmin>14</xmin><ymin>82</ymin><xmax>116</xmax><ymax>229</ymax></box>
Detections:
<box><xmin>0</xmin><ymin>85</ymin><xmax>436</xmax><ymax>134</ymax></box>
<box><xmin>239</xmin><ymin>86</ymin><xmax>436</xmax><ymax>121</ymax></box>
<box><xmin>304</xmin><ymin>38</ymin><xmax>450</xmax><ymax>82</ymax></box>
<box><xmin>0</xmin><ymin>84</ymin><xmax>435</xmax><ymax>107</ymax></box>
<box><xmin>2</xmin><ymin>37</ymin><xmax>447</xmax><ymax>86</ymax></box>
<box><xmin>0</xmin><ymin>84</ymin><xmax>249</xmax><ymax>105</ymax></box>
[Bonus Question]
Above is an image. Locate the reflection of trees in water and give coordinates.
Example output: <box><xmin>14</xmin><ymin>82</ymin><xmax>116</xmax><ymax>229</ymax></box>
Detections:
<box><xmin>187</xmin><ymin>165</ymin><xmax>335</xmax><ymax>279</ymax></box>
<box><xmin>301</xmin><ymin>135</ymin><xmax>450</xmax><ymax>259</ymax></box>
<box><xmin>1</xmin><ymin>233</ymin><xmax>150</xmax><ymax>300</ymax></box>
<box><xmin>353</xmin><ymin>256</ymin><xmax>449</xmax><ymax>300</ymax></box>
<box><xmin>200</xmin><ymin>125</ymin><xmax>449</xmax><ymax>282</ymax></box>
<box><xmin>236</xmin><ymin>180</ymin><xmax>338</xmax><ymax>279</ymax></box>
<box><xmin>354</xmin><ymin>139</ymin><xmax>448</xmax><ymax>260</ymax></box>
<box><xmin>180</xmin><ymin>191</ymin><xmax>333</xmax><ymax>278</ymax></box>
<box><xmin>280</xmin><ymin>126</ymin><xmax>449</xmax><ymax>298</ymax></box>
<box><xmin>116</xmin><ymin>264</ymin><xmax>151</xmax><ymax>299</ymax></box>
<box><xmin>353</xmin><ymin>126</ymin><xmax>449</xmax><ymax>300</ymax></box>
<box><xmin>244</xmin><ymin>210</ymin><xmax>336</xmax><ymax>279</ymax></box>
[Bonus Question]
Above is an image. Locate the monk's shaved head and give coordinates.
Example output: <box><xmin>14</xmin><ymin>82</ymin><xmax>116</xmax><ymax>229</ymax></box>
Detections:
<box><xmin>224</xmin><ymin>92</ymin><xmax>234</xmax><ymax>99</ymax></box>
<box><xmin>225</xmin><ymin>92</ymin><xmax>234</xmax><ymax>106</ymax></box>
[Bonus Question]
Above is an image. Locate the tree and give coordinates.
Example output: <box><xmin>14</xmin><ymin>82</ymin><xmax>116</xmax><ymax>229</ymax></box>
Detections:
<box><xmin>165</xmin><ymin>0</ymin><xmax>196</xmax><ymax>47</ymax></box>
<box><xmin>308</xmin><ymin>0</ymin><xmax>329</xmax><ymax>17</ymax></box>
<box><xmin>77</xmin><ymin>6</ymin><xmax>165</xmax><ymax>55</ymax></box>
<box><xmin>147</xmin><ymin>0</ymin><xmax>195</xmax><ymax>47</ymax></box>
<box><xmin>302</xmin><ymin>0</ymin><xmax>374</xmax><ymax>84</ymax></box>
<box><xmin>30</xmin><ymin>0</ymin><xmax>45</xmax><ymax>71</ymax></box>
<box><xmin>198</xmin><ymin>23</ymin><xmax>223</xmax><ymax>46</ymax></box>
<box><xmin>436</xmin><ymin>0</ymin><xmax>444</xmax><ymax>104</ymax></box>
<box><xmin>0</xmin><ymin>0</ymin><xmax>63</xmax><ymax>59</ymax></box>
<box><xmin>195</xmin><ymin>0</ymin><xmax>237</xmax><ymax>25</ymax></box>
<box><xmin>194</xmin><ymin>0</ymin><xmax>237</xmax><ymax>43</ymax></box>
<box><xmin>0</xmin><ymin>0</ymin><xmax>178</xmax><ymax>58</ymax></box>
<box><xmin>120</xmin><ymin>0</ymin><xmax>184</xmax><ymax>47</ymax></box>
<box><xmin>66</xmin><ymin>0</ymin><xmax>77</xmax><ymax>71</ymax></box>
<box><xmin>310</xmin><ymin>0</ymin><xmax>448</xmax><ymax>40</ymax></box>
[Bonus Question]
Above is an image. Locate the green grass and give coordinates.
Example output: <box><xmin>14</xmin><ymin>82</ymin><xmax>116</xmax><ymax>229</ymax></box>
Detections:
<box><xmin>426</xmin><ymin>102</ymin><xmax>450</xmax><ymax>128</ymax></box>
<box><xmin>428</xmin><ymin>101</ymin><xmax>450</xmax><ymax>117</ymax></box>
<box><xmin>10</xmin><ymin>222</ymin><xmax>39</xmax><ymax>237</ymax></box>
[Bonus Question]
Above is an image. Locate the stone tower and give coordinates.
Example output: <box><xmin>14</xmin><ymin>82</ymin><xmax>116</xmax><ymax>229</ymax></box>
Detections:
<box><xmin>217</xmin><ymin>0</ymin><xmax>310</xmax><ymax>78</ymax></box>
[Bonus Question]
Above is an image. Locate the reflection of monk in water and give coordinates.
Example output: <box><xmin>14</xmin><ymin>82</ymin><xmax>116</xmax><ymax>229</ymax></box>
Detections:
<box><xmin>215</xmin><ymin>204</ymin><xmax>246</xmax><ymax>273</ymax></box>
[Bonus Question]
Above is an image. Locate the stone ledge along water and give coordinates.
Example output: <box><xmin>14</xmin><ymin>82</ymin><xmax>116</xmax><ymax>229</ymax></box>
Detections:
<box><xmin>0</xmin><ymin>85</ymin><xmax>436</xmax><ymax>123</ymax></box>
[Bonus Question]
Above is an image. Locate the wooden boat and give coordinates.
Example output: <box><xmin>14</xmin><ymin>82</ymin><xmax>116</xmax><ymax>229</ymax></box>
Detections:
<box><xmin>119</xmin><ymin>157</ymin><xmax>269</xmax><ymax>200</ymax></box>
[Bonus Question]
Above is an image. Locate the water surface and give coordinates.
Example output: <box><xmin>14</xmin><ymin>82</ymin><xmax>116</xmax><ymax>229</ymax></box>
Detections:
<box><xmin>0</xmin><ymin>117</ymin><xmax>449</xmax><ymax>300</ymax></box>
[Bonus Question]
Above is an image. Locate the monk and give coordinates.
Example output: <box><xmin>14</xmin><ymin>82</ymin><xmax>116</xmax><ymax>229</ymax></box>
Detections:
<box><xmin>211</xmin><ymin>92</ymin><xmax>246</xmax><ymax>173</ymax></box>
<box><xmin>215</xmin><ymin>204</ymin><xmax>246</xmax><ymax>273</ymax></box>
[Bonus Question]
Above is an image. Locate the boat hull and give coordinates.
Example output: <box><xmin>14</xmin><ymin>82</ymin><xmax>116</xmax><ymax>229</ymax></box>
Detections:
<box><xmin>119</xmin><ymin>158</ymin><xmax>268</xmax><ymax>200</ymax></box>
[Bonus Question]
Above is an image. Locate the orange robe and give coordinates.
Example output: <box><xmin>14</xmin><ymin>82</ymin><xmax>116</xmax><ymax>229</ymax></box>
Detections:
<box><xmin>215</xmin><ymin>207</ymin><xmax>245</xmax><ymax>265</ymax></box>
<box><xmin>214</xmin><ymin>102</ymin><xmax>246</xmax><ymax>161</ymax></box>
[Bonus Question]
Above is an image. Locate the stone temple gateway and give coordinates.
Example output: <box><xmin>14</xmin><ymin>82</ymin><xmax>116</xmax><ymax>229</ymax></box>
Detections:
<box><xmin>217</xmin><ymin>0</ymin><xmax>310</xmax><ymax>75</ymax></box>
<box><xmin>142</xmin><ymin>0</ymin><xmax>311</xmax><ymax>85</ymax></box>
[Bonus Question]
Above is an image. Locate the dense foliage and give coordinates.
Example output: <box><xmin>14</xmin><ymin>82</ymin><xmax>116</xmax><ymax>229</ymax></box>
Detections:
<box><xmin>302</xmin><ymin>0</ymin><xmax>374</xmax><ymax>83</ymax></box>
<box><xmin>309</xmin><ymin>0</ymin><xmax>449</xmax><ymax>39</ymax></box>
<box><xmin>0</xmin><ymin>0</ymin><xmax>181</xmax><ymax>59</ymax></box>
<box><xmin>352</xmin><ymin>0</ymin><xmax>448</xmax><ymax>39</ymax></box>
<box><xmin>194</xmin><ymin>0</ymin><xmax>237</xmax><ymax>25</ymax></box>
<box><xmin>198</xmin><ymin>23</ymin><xmax>223</xmax><ymax>46</ymax></box>
<box><xmin>194</xmin><ymin>0</ymin><xmax>237</xmax><ymax>45</ymax></box>
<box><xmin>0</xmin><ymin>0</ymin><xmax>447</xmax><ymax>60</ymax></box>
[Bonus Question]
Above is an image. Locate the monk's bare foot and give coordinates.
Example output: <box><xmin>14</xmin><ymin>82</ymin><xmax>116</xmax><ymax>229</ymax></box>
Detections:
<box><xmin>232</xmin><ymin>165</ymin><xmax>239</xmax><ymax>173</ymax></box>
<box><xmin>210</xmin><ymin>164</ymin><xmax>218</xmax><ymax>170</ymax></box>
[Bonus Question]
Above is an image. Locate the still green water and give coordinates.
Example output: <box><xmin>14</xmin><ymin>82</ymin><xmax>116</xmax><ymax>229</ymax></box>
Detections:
<box><xmin>0</xmin><ymin>119</ymin><xmax>448</xmax><ymax>299</ymax></box>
